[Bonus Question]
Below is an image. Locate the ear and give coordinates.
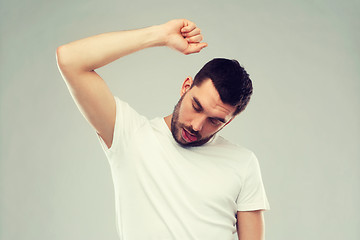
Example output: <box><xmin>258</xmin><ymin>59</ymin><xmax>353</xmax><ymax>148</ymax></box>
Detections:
<box><xmin>180</xmin><ymin>77</ymin><xmax>193</xmax><ymax>96</ymax></box>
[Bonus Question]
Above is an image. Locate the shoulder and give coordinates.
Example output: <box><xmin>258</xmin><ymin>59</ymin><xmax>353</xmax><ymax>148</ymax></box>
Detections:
<box><xmin>199</xmin><ymin>135</ymin><xmax>257</xmax><ymax>167</ymax></box>
<box><xmin>213</xmin><ymin>135</ymin><xmax>255</xmax><ymax>158</ymax></box>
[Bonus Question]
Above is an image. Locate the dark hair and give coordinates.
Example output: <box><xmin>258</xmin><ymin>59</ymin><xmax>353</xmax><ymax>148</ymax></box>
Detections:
<box><xmin>192</xmin><ymin>58</ymin><xmax>253</xmax><ymax>115</ymax></box>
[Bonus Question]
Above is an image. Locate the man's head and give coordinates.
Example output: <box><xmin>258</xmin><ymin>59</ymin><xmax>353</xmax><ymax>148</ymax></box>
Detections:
<box><xmin>170</xmin><ymin>58</ymin><xmax>253</xmax><ymax>147</ymax></box>
<box><xmin>193</xmin><ymin>58</ymin><xmax>253</xmax><ymax>115</ymax></box>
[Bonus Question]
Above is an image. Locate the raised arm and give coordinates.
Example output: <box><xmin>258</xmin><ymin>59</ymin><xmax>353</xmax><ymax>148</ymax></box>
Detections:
<box><xmin>56</xmin><ymin>19</ymin><xmax>207</xmax><ymax>149</ymax></box>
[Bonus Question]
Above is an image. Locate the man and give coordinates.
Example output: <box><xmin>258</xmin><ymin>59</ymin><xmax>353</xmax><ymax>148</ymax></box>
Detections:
<box><xmin>56</xmin><ymin>19</ymin><xmax>270</xmax><ymax>240</ymax></box>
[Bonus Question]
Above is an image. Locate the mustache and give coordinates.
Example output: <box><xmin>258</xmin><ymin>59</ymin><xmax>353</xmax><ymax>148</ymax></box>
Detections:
<box><xmin>183</xmin><ymin>125</ymin><xmax>201</xmax><ymax>138</ymax></box>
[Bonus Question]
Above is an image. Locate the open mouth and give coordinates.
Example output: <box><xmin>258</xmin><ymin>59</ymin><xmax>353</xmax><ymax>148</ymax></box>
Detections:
<box><xmin>181</xmin><ymin>128</ymin><xmax>198</xmax><ymax>143</ymax></box>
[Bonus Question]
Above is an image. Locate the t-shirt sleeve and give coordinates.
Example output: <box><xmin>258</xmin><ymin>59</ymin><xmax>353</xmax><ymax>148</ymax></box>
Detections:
<box><xmin>236</xmin><ymin>153</ymin><xmax>270</xmax><ymax>211</ymax></box>
<box><xmin>97</xmin><ymin>96</ymin><xmax>147</xmax><ymax>156</ymax></box>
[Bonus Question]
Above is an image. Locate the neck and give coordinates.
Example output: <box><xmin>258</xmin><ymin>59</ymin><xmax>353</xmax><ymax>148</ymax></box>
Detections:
<box><xmin>164</xmin><ymin>114</ymin><xmax>172</xmax><ymax>130</ymax></box>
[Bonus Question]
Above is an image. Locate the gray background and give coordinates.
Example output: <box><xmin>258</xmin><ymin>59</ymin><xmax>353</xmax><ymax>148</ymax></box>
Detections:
<box><xmin>1</xmin><ymin>0</ymin><xmax>359</xmax><ymax>239</ymax></box>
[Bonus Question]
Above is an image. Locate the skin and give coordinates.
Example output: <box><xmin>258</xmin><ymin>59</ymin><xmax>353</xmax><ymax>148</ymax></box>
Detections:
<box><xmin>237</xmin><ymin>210</ymin><xmax>265</xmax><ymax>240</ymax></box>
<box><xmin>164</xmin><ymin>77</ymin><xmax>236</xmax><ymax>147</ymax></box>
<box><xmin>56</xmin><ymin>18</ymin><xmax>265</xmax><ymax>240</ymax></box>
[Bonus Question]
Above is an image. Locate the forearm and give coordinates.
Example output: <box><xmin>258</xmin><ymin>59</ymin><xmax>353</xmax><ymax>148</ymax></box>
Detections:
<box><xmin>56</xmin><ymin>25</ymin><xmax>165</xmax><ymax>72</ymax></box>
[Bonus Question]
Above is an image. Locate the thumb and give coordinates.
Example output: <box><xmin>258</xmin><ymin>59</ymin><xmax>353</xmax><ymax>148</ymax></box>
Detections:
<box><xmin>184</xmin><ymin>42</ymin><xmax>208</xmax><ymax>55</ymax></box>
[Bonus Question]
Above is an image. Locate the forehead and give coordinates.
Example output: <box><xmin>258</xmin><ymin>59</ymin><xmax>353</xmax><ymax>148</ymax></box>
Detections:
<box><xmin>189</xmin><ymin>79</ymin><xmax>236</xmax><ymax>116</ymax></box>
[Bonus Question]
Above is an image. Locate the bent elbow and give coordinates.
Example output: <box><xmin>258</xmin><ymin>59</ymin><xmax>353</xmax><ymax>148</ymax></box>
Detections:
<box><xmin>56</xmin><ymin>45</ymin><xmax>70</xmax><ymax>70</ymax></box>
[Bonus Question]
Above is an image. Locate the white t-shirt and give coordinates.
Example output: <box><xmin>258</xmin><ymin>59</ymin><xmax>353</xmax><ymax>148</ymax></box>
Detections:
<box><xmin>97</xmin><ymin>96</ymin><xmax>270</xmax><ymax>240</ymax></box>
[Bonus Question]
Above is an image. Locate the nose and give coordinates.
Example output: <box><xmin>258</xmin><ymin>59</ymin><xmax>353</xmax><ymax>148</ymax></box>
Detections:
<box><xmin>191</xmin><ymin>116</ymin><xmax>206</xmax><ymax>132</ymax></box>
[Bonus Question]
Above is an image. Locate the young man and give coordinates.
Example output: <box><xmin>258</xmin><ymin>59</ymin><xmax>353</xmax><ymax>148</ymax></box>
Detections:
<box><xmin>56</xmin><ymin>19</ymin><xmax>270</xmax><ymax>240</ymax></box>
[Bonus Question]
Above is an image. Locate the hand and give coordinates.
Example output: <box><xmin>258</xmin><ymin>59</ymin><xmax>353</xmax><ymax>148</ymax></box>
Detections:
<box><xmin>162</xmin><ymin>19</ymin><xmax>208</xmax><ymax>55</ymax></box>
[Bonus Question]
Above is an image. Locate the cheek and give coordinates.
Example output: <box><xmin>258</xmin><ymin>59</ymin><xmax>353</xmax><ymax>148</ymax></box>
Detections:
<box><xmin>203</xmin><ymin>123</ymin><xmax>224</xmax><ymax>135</ymax></box>
<box><xmin>202</xmin><ymin>125</ymin><xmax>215</xmax><ymax>134</ymax></box>
<box><xmin>178</xmin><ymin>103</ymin><xmax>193</xmax><ymax>123</ymax></box>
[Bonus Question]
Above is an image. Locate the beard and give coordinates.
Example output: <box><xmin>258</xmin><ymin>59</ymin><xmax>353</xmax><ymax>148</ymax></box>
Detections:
<box><xmin>170</xmin><ymin>94</ymin><xmax>216</xmax><ymax>147</ymax></box>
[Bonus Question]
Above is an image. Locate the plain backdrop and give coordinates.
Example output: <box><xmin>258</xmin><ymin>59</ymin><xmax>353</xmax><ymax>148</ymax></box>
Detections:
<box><xmin>1</xmin><ymin>0</ymin><xmax>359</xmax><ymax>239</ymax></box>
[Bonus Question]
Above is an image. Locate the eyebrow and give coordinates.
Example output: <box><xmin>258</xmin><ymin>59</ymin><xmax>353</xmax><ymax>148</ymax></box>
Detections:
<box><xmin>192</xmin><ymin>97</ymin><xmax>226</xmax><ymax>123</ymax></box>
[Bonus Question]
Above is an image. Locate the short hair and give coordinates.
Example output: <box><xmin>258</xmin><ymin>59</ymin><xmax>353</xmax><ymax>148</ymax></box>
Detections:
<box><xmin>192</xmin><ymin>58</ymin><xmax>253</xmax><ymax>115</ymax></box>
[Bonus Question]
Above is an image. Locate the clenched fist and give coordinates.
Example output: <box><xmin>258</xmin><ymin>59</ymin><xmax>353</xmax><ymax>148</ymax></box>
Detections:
<box><xmin>161</xmin><ymin>19</ymin><xmax>208</xmax><ymax>55</ymax></box>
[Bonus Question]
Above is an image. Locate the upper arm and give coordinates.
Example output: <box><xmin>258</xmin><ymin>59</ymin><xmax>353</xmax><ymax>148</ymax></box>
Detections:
<box><xmin>236</xmin><ymin>210</ymin><xmax>265</xmax><ymax>240</ymax></box>
<box><xmin>56</xmin><ymin>45</ymin><xmax>116</xmax><ymax>149</ymax></box>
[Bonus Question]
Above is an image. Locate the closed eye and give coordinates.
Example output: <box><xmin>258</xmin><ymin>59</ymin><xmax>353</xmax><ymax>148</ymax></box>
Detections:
<box><xmin>192</xmin><ymin>104</ymin><xmax>201</xmax><ymax>112</ymax></box>
<box><xmin>209</xmin><ymin>118</ymin><xmax>221</xmax><ymax>125</ymax></box>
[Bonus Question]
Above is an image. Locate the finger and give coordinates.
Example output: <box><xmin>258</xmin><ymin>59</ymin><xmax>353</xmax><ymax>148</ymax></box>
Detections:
<box><xmin>186</xmin><ymin>34</ymin><xmax>203</xmax><ymax>43</ymax></box>
<box><xmin>183</xmin><ymin>42</ymin><xmax>208</xmax><ymax>55</ymax></box>
<box><xmin>182</xmin><ymin>27</ymin><xmax>201</xmax><ymax>38</ymax></box>
<box><xmin>181</xmin><ymin>21</ymin><xmax>196</xmax><ymax>33</ymax></box>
